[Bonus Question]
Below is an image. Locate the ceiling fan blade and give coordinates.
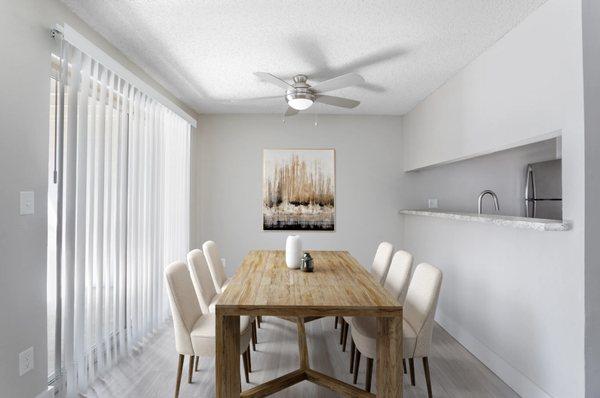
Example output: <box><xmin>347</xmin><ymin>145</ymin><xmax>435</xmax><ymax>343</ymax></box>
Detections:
<box><xmin>316</xmin><ymin>95</ymin><xmax>360</xmax><ymax>109</ymax></box>
<box><xmin>285</xmin><ymin>107</ymin><xmax>299</xmax><ymax>117</ymax></box>
<box><xmin>254</xmin><ymin>72</ymin><xmax>292</xmax><ymax>89</ymax></box>
<box><xmin>311</xmin><ymin>73</ymin><xmax>365</xmax><ymax>93</ymax></box>
<box><xmin>224</xmin><ymin>95</ymin><xmax>282</xmax><ymax>103</ymax></box>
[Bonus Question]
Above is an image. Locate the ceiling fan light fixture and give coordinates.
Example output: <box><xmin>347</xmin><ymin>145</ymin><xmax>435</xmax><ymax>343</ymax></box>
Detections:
<box><xmin>286</xmin><ymin>89</ymin><xmax>315</xmax><ymax>111</ymax></box>
<box><xmin>288</xmin><ymin>97</ymin><xmax>314</xmax><ymax>110</ymax></box>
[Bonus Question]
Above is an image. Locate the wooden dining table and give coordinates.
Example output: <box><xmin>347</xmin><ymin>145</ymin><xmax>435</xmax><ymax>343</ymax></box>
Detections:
<box><xmin>215</xmin><ymin>250</ymin><xmax>403</xmax><ymax>398</ymax></box>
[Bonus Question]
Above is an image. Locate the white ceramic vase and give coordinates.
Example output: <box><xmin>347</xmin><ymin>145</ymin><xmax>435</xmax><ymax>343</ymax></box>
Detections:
<box><xmin>285</xmin><ymin>235</ymin><xmax>302</xmax><ymax>269</ymax></box>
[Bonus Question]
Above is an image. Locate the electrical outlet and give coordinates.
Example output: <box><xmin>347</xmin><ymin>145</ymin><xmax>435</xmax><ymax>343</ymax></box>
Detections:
<box><xmin>427</xmin><ymin>198</ymin><xmax>438</xmax><ymax>209</ymax></box>
<box><xmin>19</xmin><ymin>347</ymin><xmax>34</xmax><ymax>376</ymax></box>
<box><xmin>20</xmin><ymin>191</ymin><xmax>35</xmax><ymax>215</ymax></box>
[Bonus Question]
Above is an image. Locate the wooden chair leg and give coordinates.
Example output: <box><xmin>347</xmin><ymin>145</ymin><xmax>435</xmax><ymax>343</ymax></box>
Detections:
<box><xmin>187</xmin><ymin>355</ymin><xmax>194</xmax><ymax>383</ymax></box>
<box><xmin>403</xmin><ymin>358</ymin><xmax>406</xmax><ymax>374</ymax></box>
<box><xmin>195</xmin><ymin>356</ymin><xmax>200</xmax><ymax>372</ymax></box>
<box><xmin>242</xmin><ymin>350</ymin><xmax>250</xmax><ymax>383</ymax></box>
<box><xmin>409</xmin><ymin>358</ymin><xmax>416</xmax><ymax>386</ymax></box>
<box><xmin>423</xmin><ymin>357</ymin><xmax>433</xmax><ymax>398</ymax></box>
<box><xmin>353</xmin><ymin>350</ymin><xmax>361</xmax><ymax>384</ymax></box>
<box><xmin>342</xmin><ymin>322</ymin><xmax>349</xmax><ymax>352</ymax></box>
<box><xmin>257</xmin><ymin>316</ymin><xmax>262</xmax><ymax>328</ymax></box>
<box><xmin>365</xmin><ymin>358</ymin><xmax>374</xmax><ymax>392</ymax></box>
<box><xmin>174</xmin><ymin>354</ymin><xmax>184</xmax><ymax>398</ymax></box>
<box><xmin>334</xmin><ymin>316</ymin><xmax>339</xmax><ymax>329</ymax></box>
<box><xmin>247</xmin><ymin>347</ymin><xmax>252</xmax><ymax>372</ymax></box>
<box><xmin>339</xmin><ymin>319</ymin><xmax>345</xmax><ymax>344</ymax></box>
<box><xmin>251</xmin><ymin>321</ymin><xmax>257</xmax><ymax>351</ymax></box>
<box><xmin>350</xmin><ymin>339</ymin><xmax>356</xmax><ymax>373</ymax></box>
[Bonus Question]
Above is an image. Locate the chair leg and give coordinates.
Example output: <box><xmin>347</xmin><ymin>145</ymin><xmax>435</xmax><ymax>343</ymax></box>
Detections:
<box><xmin>257</xmin><ymin>316</ymin><xmax>262</xmax><ymax>328</ymax></box>
<box><xmin>403</xmin><ymin>358</ymin><xmax>406</xmax><ymax>374</ymax></box>
<box><xmin>247</xmin><ymin>347</ymin><xmax>252</xmax><ymax>372</ymax></box>
<box><xmin>187</xmin><ymin>355</ymin><xmax>194</xmax><ymax>383</ymax></box>
<box><xmin>423</xmin><ymin>357</ymin><xmax>433</xmax><ymax>398</ymax></box>
<box><xmin>339</xmin><ymin>319</ymin><xmax>345</xmax><ymax>344</ymax></box>
<box><xmin>174</xmin><ymin>354</ymin><xmax>184</xmax><ymax>398</ymax></box>
<box><xmin>251</xmin><ymin>321</ymin><xmax>257</xmax><ymax>351</ymax></box>
<box><xmin>353</xmin><ymin>350</ymin><xmax>361</xmax><ymax>384</ymax></box>
<box><xmin>334</xmin><ymin>316</ymin><xmax>339</xmax><ymax>329</ymax></box>
<box><xmin>242</xmin><ymin>350</ymin><xmax>250</xmax><ymax>383</ymax></box>
<box><xmin>409</xmin><ymin>358</ymin><xmax>416</xmax><ymax>386</ymax></box>
<box><xmin>365</xmin><ymin>358</ymin><xmax>374</xmax><ymax>392</ymax></box>
<box><xmin>195</xmin><ymin>356</ymin><xmax>200</xmax><ymax>372</ymax></box>
<box><xmin>342</xmin><ymin>322</ymin><xmax>349</xmax><ymax>352</ymax></box>
<box><xmin>350</xmin><ymin>339</ymin><xmax>356</xmax><ymax>373</ymax></box>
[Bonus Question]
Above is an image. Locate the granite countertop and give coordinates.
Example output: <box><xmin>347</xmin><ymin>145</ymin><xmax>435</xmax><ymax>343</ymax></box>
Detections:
<box><xmin>399</xmin><ymin>209</ymin><xmax>570</xmax><ymax>231</ymax></box>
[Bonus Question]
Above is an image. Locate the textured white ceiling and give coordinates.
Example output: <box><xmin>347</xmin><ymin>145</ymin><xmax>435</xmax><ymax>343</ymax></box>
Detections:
<box><xmin>62</xmin><ymin>0</ymin><xmax>546</xmax><ymax>115</ymax></box>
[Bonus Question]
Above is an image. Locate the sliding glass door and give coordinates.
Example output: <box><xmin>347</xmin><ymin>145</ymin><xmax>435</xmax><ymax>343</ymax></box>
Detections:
<box><xmin>47</xmin><ymin>41</ymin><xmax>190</xmax><ymax>395</ymax></box>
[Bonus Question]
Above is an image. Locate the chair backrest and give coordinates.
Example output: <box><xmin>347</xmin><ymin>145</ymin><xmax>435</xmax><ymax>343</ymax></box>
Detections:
<box><xmin>404</xmin><ymin>263</ymin><xmax>443</xmax><ymax>357</ymax></box>
<box><xmin>371</xmin><ymin>241</ymin><xmax>394</xmax><ymax>285</ymax></box>
<box><xmin>165</xmin><ymin>261</ymin><xmax>202</xmax><ymax>355</ymax></box>
<box><xmin>187</xmin><ymin>249</ymin><xmax>218</xmax><ymax>314</ymax></box>
<box><xmin>202</xmin><ymin>240</ymin><xmax>227</xmax><ymax>292</ymax></box>
<box><xmin>383</xmin><ymin>250</ymin><xmax>413</xmax><ymax>304</ymax></box>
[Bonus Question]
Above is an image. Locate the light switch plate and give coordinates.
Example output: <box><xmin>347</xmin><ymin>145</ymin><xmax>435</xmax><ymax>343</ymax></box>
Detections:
<box><xmin>427</xmin><ymin>198</ymin><xmax>439</xmax><ymax>209</ymax></box>
<box><xmin>19</xmin><ymin>347</ymin><xmax>34</xmax><ymax>376</ymax></box>
<box><xmin>20</xmin><ymin>191</ymin><xmax>34</xmax><ymax>215</ymax></box>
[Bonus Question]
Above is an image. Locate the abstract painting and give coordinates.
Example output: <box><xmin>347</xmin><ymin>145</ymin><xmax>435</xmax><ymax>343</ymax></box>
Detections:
<box><xmin>263</xmin><ymin>149</ymin><xmax>335</xmax><ymax>231</ymax></box>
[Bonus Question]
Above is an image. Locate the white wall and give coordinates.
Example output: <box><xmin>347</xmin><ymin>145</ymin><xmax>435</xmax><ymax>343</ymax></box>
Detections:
<box><xmin>401</xmin><ymin>0</ymin><xmax>585</xmax><ymax>397</ymax></box>
<box><xmin>404</xmin><ymin>139</ymin><xmax>559</xmax><ymax>217</ymax></box>
<box><xmin>402</xmin><ymin>0</ymin><xmax>581</xmax><ymax>172</ymax></box>
<box><xmin>0</xmin><ymin>1</ymin><xmax>197</xmax><ymax>397</ymax></box>
<box><xmin>191</xmin><ymin>114</ymin><xmax>404</xmax><ymax>271</ymax></box>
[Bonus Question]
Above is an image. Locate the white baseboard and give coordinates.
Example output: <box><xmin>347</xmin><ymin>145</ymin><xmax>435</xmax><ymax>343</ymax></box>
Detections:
<box><xmin>436</xmin><ymin>311</ymin><xmax>553</xmax><ymax>398</ymax></box>
<box><xmin>35</xmin><ymin>386</ymin><xmax>54</xmax><ymax>398</ymax></box>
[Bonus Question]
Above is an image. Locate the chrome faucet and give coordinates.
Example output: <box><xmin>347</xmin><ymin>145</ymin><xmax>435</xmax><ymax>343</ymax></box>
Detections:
<box><xmin>478</xmin><ymin>190</ymin><xmax>500</xmax><ymax>214</ymax></box>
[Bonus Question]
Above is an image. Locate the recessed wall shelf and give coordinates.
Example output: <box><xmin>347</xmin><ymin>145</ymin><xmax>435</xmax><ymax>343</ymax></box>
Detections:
<box><xmin>399</xmin><ymin>209</ymin><xmax>570</xmax><ymax>231</ymax></box>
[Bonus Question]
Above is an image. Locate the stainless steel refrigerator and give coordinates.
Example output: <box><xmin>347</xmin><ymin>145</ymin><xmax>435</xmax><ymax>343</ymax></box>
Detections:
<box><xmin>525</xmin><ymin>159</ymin><xmax>562</xmax><ymax>220</ymax></box>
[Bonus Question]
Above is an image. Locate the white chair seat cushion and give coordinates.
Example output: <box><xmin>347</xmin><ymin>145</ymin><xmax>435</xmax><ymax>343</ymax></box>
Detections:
<box><xmin>190</xmin><ymin>314</ymin><xmax>252</xmax><ymax>357</ymax></box>
<box><xmin>350</xmin><ymin>316</ymin><xmax>417</xmax><ymax>359</ymax></box>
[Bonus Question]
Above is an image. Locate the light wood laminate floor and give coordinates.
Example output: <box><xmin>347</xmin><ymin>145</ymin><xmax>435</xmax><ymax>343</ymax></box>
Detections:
<box><xmin>83</xmin><ymin>317</ymin><xmax>519</xmax><ymax>398</ymax></box>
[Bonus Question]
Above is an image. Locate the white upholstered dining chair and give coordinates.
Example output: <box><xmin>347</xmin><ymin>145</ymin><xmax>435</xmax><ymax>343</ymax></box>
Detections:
<box><xmin>370</xmin><ymin>241</ymin><xmax>395</xmax><ymax>284</ymax></box>
<box><xmin>203</xmin><ymin>240</ymin><xmax>263</xmax><ymax>327</ymax></box>
<box><xmin>187</xmin><ymin>249</ymin><xmax>258</xmax><ymax>351</ymax></box>
<box><xmin>350</xmin><ymin>262</ymin><xmax>443</xmax><ymax>397</ymax></box>
<box><xmin>202</xmin><ymin>240</ymin><xmax>231</xmax><ymax>293</ymax></box>
<box><xmin>337</xmin><ymin>242</ymin><xmax>395</xmax><ymax>347</ymax></box>
<box><xmin>346</xmin><ymin>250</ymin><xmax>413</xmax><ymax>373</ymax></box>
<box><xmin>165</xmin><ymin>261</ymin><xmax>253</xmax><ymax>398</ymax></box>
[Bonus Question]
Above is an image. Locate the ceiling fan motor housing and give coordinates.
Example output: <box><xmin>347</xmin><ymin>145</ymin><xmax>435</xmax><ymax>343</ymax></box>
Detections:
<box><xmin>286</xmin><ymin>74</ymin><xmax>316</xmax><ymax>105</ymax></box>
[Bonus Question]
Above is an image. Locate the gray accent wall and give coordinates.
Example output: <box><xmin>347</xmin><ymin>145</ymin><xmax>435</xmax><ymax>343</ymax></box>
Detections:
<box><xmin>583</xmin><ymin>0</ymin><xmax>600</xmax><ymax>395</ymax></box>
<box><xmin>191</xmin><ymin>114</ymin><xmax>405</xmax><ymax>271</ymax></box>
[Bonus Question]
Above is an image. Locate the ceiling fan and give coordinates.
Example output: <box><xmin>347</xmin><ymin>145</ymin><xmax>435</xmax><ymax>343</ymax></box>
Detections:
<box><xmin>236</xmin><ymin>72</ymin><xmax>365</xmax><ymax>116</ymax></box>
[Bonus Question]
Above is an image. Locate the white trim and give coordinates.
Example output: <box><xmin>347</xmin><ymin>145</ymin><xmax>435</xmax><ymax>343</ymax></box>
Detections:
<box><xmin>54</xmin><ymin>23</ymin><xmax>197</xmax><ymax>128</ymax></box>
<box><xmin>436</xmin><ymin>311</ymin><xmax>554</xmax><ymax>398</ymax></box>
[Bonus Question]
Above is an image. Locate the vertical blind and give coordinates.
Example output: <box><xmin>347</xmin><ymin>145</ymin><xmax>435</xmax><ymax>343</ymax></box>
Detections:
<box><xmin>54</xmin><ymin>39</ymin><xmax>190</xmax><ymax>396</ymax></box>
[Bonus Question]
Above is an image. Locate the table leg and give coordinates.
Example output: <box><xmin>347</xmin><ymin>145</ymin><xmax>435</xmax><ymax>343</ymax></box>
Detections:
<box><xmin>216</xmin><ymin>313</ymin><xmax>241</xmax><ymax>398</ymax></box>
<box><xmin>376</xmin><ymin>315</ymin><xmax>403</xmax><ymax>398</ymax></box>
<box><xmin>296</xmin><ymin>318</ymin><xmax>309</xmax><ymax>370</ymax></box>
